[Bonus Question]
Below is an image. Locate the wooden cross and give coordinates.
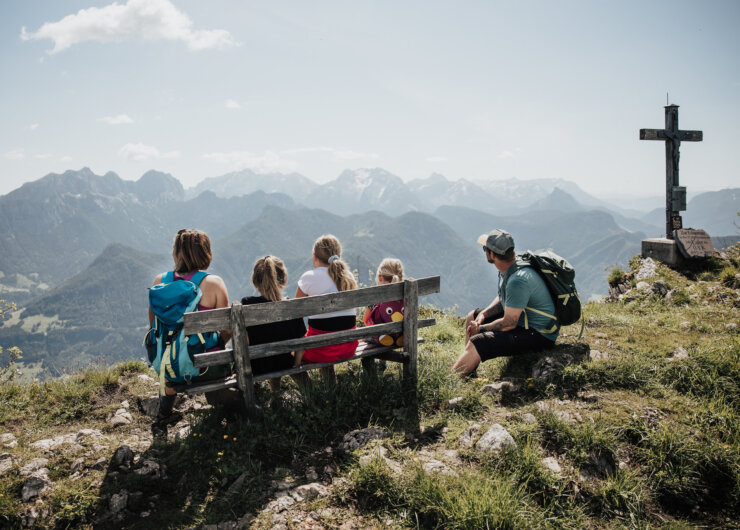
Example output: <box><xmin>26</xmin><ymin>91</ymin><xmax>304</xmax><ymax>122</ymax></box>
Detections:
<box><xmin>640</xmin><ymin>105</ymin><xmax>703</xmax><ymax>239</ymax></box>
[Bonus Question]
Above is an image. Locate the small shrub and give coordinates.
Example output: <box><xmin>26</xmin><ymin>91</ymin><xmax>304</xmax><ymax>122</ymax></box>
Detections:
<box><xmin>608</xmin><ymin>268</ymin><xmax>626</xmax><ymax>286</ymax></box>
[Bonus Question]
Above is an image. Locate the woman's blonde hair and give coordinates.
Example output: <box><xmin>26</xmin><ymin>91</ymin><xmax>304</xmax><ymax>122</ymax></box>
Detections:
<box><xmin>377</xmin><ymin>258</ymin><xmax>403</xmax><ymax>283</ymax></box>
<box><xmin>172</xmin><ymin>229</ymin><xmax>212</xmax><ymax>274</ymax></box>
<box><xmin>313</xmin><ymin>234</ymin><xmax>357</xmax><ymax>292</ymax></box>
<box><xmin>251</xmin><ymin>255</ymin><xmax>287</xmax><ymax>302</ymax></box>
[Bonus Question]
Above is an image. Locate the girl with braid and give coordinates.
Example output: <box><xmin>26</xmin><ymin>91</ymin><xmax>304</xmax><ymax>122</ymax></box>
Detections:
<box><xmin>295</xmin><ymin>234</ymin><xmax>358</xmax><ymax>377</ymax></box>
<box><xmin>241</xmin><ymin>255</ymin><xmax>306</xmax><ymax>392</ymax></box>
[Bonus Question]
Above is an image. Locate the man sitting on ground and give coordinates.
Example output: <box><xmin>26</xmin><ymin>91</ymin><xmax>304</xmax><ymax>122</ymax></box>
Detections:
<box><xmin>453</xmin><ymin>229</ymin><xmax>558</xmax><ymax>377</ymax></box>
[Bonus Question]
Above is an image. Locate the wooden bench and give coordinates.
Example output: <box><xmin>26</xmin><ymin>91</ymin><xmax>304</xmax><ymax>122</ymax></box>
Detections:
<box><xmin>174</xmin><ymin>276</ymin><xmax>441</xmax><ymax>416</ymax></box>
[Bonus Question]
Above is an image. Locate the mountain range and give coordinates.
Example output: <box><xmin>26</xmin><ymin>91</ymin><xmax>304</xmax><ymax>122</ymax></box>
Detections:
<box><xmin>1</xmin><ymin>167</ymin><xmax>737</xmax><ymax>378</ymax></box>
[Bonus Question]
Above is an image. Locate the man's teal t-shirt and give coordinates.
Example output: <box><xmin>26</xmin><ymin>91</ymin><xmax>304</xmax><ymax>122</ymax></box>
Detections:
<box><xmin>499</xmin><ymin>264</ymin><xmax>559</xmax><ymax>342</ymax></box>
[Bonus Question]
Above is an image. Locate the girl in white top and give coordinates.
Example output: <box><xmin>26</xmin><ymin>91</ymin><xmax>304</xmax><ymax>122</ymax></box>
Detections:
<box><xmin>295</xmin><ymin>234</ymin><xmax>358</xmax><ymax>369</ymax></box>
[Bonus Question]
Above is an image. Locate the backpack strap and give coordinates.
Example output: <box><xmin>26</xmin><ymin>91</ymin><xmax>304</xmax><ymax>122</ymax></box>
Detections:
<box><xmin>188</xmin><ymin>271</ymin><xmax>209</xmax><ymax>287</ymax></box>
<box><xmin>162</xmin><ymin>271</ymin><xmax>175</xmax><ymax>283</ymax></box>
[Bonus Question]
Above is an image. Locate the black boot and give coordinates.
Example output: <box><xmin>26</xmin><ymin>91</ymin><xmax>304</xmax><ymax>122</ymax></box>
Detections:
<box><xmin>152</xmin><ymin>394</ymin><xmax>181</xmax><ymax>440</ymax></box>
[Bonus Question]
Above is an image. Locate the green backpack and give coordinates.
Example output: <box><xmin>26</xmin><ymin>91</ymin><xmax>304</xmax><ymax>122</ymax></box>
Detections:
<box><xmin>517</xmin><ymin>250</ymin><xmax>581</xmax><ymax>328</ymax></box>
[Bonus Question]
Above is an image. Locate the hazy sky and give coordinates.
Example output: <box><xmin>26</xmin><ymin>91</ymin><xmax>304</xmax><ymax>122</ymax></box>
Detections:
<box><xmin>1</xmin><ymin>0</ymin><xmax>738</xmax><ymax>198</ymax></box>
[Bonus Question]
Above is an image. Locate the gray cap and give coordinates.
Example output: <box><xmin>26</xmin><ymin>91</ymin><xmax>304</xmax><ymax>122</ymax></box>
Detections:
<box><xmin>477</xmin><ymin>229</ymin><xmax>515</xmax><ymax>254</ymax></box>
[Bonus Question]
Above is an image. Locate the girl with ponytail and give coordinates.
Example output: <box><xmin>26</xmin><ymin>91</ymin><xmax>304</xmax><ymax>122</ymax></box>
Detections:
<box><xmin>295</xmin><ymin>235</ymin><xmax>359</xmax><ymax>371</ymax></box>
<box><xmin>241</xmin><ymin>256</ymin><xmax>307</xmax><ymax>391</ymax></box>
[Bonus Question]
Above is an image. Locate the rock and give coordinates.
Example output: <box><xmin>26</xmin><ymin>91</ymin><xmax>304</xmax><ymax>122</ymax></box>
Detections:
<box><xmin>651</xmin><ymin>280</ymin><xmax>669</xmax><ymax>296</ymax></box>
<box><xmin>577</xmin><ymin>392</ymin><xmax>600</xmax><ymax>403</ymax></box>
<box><xmin>137</xmin><ymin>374</ymin><xmax>158</xmax><ymax>385</ymax></box>
<box><xmin>636</xmin><ymin>281</ymin><xmax>650</xmax><ymax>291</ymax></box>
<box><xmin>70</xmin><ymin>458</ymin><xmax>85</xmax><ymax>474</ymax></box>
<box><xmin>20</xmin><ymin>458</ymin><xmax>49</xmax><ymax>477</ymax></box>
<box><xmin>127</xmin><ymin>491</ymin><xmax>143</xmax><ymax>510</ymax></box>
<box><xmin>481</xmin><ymin>381</ymin><xmax>520</xmax><ymax>395</ymax></box>
<box><xmin>475</xmin><ymin>424</ymin><xmax>517</xmax><ymax>453</ymax></box>
<box><xmin>341</xmin><ymin>427</ymin><xmax>387</xmax><ymax>451</ymax></box>
<box><xmin>554</xmin><ymin>410</ymin><xmax>583</xmax><ymax>424</ymax></box>
<box><xmin>0</xmin><ymin>433</ymin><xmax>17</xmax><ymax>448</ymax></box>
<box><xmin>670</xmin><ymin>346</ymin><xmax>689</xmax><ymax>360</ymax></box>
<box><xmin>727</xmin><ymin>323</ymin><xmax>738</xmax><ymax>331</ymax></box>
<box><xmin>532</xmin><ymin>354</ymin><xmax>574</xmax><ymax>382</ymax></box>
<box><xmin>589</xmin><ymin>349</ymin><xmax>609</xmax><ymax>361</ymax></box>
<box><xmin>227</xmin><ymin>473</ymin><xmax>248</xmax><ymax>496</ymax></box>
<box><xmin>458</xmin><ymin>423</ymin><xmax>481</xmax><ymax>448</ymax></box>
<box><xmin>0</xmin><ymin>453</ymin><xmax>15</xmax><ymax>475</ymax></box>
<box><xmin>76</xmin><ymin>429</ymin><xmax>103</xmax><ymax>442</ymax></box>
<box><xmin>134</xmin><ymin>459</ymin><xmax>161</xmax><ymax>478</ymax></box>
<box><xmin>542</xmin><ymin>457</ymin><xmax>562</xmax><ymax>474</ymax></box>
<box><xmin>266</xmin><ymin>494</ymin><xmax>295</xmax><ymax>513</ymax></box>
<box><xmin>139</xmin><ymin>395</ymin><xmax>161</xmax><ymax>418</ymax></box>
<box><xmin>22</xmin><ymin>473</ymin><xmax>51</xmax><ymax>502</ymax></box>
<box><xmin>521</xmin><ymin>413</ymin><xmax>537</xmax><ymax>424</ymax></box>
<box><xmin>445</xmin><ymin>396</ymin><xmax>464</xmax><ymax>410</ymax></box>
<box><xmin>619</xmin><ymin>461</ymin><xmax>628</xmax><ymax>471</ymax></box>
<box><xmin>108</xmin><ymin>409</ymin><xmax>133</xmax><ymax>427</ymax></box>
<box><xmin>272</xmin><ymin>478</ymin><xmax>296</xmax><ymax>491</ymax></box>
<box><xmin>305</xmin><ymin>466</ymin><xmax>319</xmax><ymax>482</ymax></box>
<box><xmin>111</xmin><ymin>445</ymin><xmax>134</xmax><ymax>470</ymax></box>
<box><xmin>635</xmin><ymin>258</ymin><xmax>657</xmax><ymax>280</ymax></box>
<box><xmin>422</xmin><ymin>459</ymin><xmax>457</xmax><ymax>476</ymax></box>
<box><xmin>109</xmin><ymin>490</ymin><xmax>128</xmax><ymax>513</ymax></box>
<box><xmin>292</xmin><ymin>482</ymin><xmax>329</xmax><ymax>501</ymax></box>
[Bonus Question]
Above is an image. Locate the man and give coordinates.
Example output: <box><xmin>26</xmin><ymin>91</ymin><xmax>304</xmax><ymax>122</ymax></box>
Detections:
<box><xmin>453</xmin><ymin>229</ymin><xmax>558</xmax><ymax>377</ymax></box>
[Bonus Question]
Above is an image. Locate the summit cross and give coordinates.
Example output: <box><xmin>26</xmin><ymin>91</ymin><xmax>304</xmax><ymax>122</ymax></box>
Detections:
<box><xmin>640</xmin><ymin>105</ymin><xmax>703</xmax><ymax>239</ymax></box>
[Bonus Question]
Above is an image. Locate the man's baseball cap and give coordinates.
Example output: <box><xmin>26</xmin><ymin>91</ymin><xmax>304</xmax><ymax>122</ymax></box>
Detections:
<box><xmin>477</xmin><ymin>229</ymin><xmax>515</xmax><ymax>254</ymax></box>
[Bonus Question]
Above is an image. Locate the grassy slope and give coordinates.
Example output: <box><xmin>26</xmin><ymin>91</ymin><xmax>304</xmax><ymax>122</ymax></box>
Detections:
<box><xmin>0</xmin><ymin>248</ymin><xmax>738</xmax><ymax>529</ymax></box>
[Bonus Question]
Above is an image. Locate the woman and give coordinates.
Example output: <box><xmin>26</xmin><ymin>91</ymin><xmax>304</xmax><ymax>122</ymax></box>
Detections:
<box><xmin>149</xmin><ymin>229</ymin><xmax>231</xmax><ymax>426</ymax></box>
<box><xmin>295</xmin><ymin>234</ymin><xmax>358</xmax><ymax>379</ymax></box>
<box><xmin>241</xmin><ymin>255</ymin><xmax>306</xmax><ymax>392</ymax></box>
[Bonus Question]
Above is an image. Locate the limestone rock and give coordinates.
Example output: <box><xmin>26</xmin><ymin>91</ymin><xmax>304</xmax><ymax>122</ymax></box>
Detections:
<box><xmin>111</xmin><ymin>445</ymin><xmax>134</xmax><ymax>470</ymax></box>
<box><xmin>422</xmin><ymin>459</ymin><xmax>457</xmax><ymax>476</ymax></box>
<box><xmin>532</xmin><ymin>354</ymin><xmax>574</xmax><ymax>382</ymax></box>
<box><xmin>481</xmin><ymin>381</ymin><xmax>520</xmax><ymax>395</ymax></box>
<box><xmin>0</xmin><ymin>453</ymin><xmax>16</xmax><ymax>475</ymax></box>
<box><xmin>521</xmin><ymin>413</ymin><xmax>537</xmax><ymax>424</ymax></box>
<box><xmin>305</xmin><ymin>466</ymin><xmax>319</xmax><ymax>482</ymax></box>
<box><xmin>108</xmin><ymin>408</ymin><xmax>133</xmax><ymax>427</ymax></box>
<box><xmin>589</xmin><ymin>349</ymin><xmax>609</xmax><ymax>361</ymax></box>
<box><xmin>445</xmin><ymin>396</ymin><xmax>464</xmax><ymax>410</ymax></box>
<box><xmin>635</xmin><ymin>258</ymin><xmax>657</xmax><ymax>280</ymax></box>
<box><xmin>20</xmin><ymin>458</ymin><xmax>49</xmax><ymax>477</ymax></box>
<box><xmin>22</xmin><ymin>473</ymin><xmax>51</xmax><ymax>502</ymax></box>
<box><xmin>0</xmin><ymin>433</ymin><xmax>17</xmax><ymax>448</ymax></box>
<box><xmin>670</xmin><ymin>346</ymin><xmax>689</xmax><ymax>360</ymax></box>
<box><xmin>292</xmin><ymin>482</ymin><xmax>328</xmax><ymax>501</ymax></box>
<box><xmin>109</xmin><ymin>490</ymin><xmax>128</xmax><ymax>514</ymax></box>
<box><xmin>134</xmin><ymin>459</ymin><xmax>161</xmax><ymax>478</ymax></box>
<box><xmin>458</xmin><ymin>423</ymin><xmax>481</xmax><ymax>448</ymax></box>
<box><xmin>651</xmin><ymin>280</ymin><xmax>669</xmax><ymax>296</ymax></box>
<box><xmin>636</xmin><ymin>281</ymin><xmax>650</xmax><ymax>291</ymax></box>
<box><xmin>542</xmin><ymin>456</ymin><xmax>562</xmax><ymax>474</ymax></box>
<box><xmin>475</xmin><ymin>424</ymin><xmax>517</xmax><ymax>453</ymax></box>
<box><xmin>341</xmin><ymin>427</ymin><xmax>386</xmax><ymax>452</ymax></box>
<box><xmin>139</xmin><ymin>395</ymin><xmax>161</xmax><ymax>418</ymax></box>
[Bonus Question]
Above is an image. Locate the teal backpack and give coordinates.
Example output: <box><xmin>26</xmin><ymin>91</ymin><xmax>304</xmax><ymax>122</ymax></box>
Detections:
<box><xmin>144</xmin><ymin>271</ymin><xmax>220</xmax><ymax>395</ymax></box>
<box><xmin>516</xmin><ymin>251</ymin><xmax>582</xmax><ymax>331</ymax></box>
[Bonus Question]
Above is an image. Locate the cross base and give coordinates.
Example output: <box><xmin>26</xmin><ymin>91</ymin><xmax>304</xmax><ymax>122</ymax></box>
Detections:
<box><xmin>641</xmin><ymin>238</ymin><xmax>685</xmax><ymax>268</ymax></box>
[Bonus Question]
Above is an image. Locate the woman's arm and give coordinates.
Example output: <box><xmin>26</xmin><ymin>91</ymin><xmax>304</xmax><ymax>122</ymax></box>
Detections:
<box><xmin>295</xmin><ymin>286</ymin><xmax>308</xmax><ymax>298</ymax></box>
<box><xmin>362</xmin><ymin>306</ymin><xmax>374</xmax><ymax>326</ymax></box>
<box><xmin>203</xmin><ymin>275</ymin><xmax>232</xmax><ymax>343</ymax></box>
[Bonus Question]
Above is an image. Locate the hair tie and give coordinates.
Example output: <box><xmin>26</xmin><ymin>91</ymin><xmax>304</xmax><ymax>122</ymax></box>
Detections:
<box><xmin>328</xmin><ymin>255</ymin><xmax>339</xmax><ymax>264</ymax></box>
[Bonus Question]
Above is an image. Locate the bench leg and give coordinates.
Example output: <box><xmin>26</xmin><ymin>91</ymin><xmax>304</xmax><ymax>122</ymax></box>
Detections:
<box><xmin>361</xmin><ymin>357</ymin><xmax>377</xmax><ymax>377</ymax></box>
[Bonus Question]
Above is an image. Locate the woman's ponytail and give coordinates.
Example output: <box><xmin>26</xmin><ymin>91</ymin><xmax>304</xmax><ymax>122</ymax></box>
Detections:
<box><xmin>313</xmin><ymin>235</ymin><xmax>357</xmax><ymax>292</ymax></box>
<box><xmin>252</xmin><ymin>255</ymin><xmax>287</xmax><ymax>301</ymax></box>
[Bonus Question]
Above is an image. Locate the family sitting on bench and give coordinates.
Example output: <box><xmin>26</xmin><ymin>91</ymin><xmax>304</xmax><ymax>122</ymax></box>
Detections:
<box><xmin>148</xmin><ymin>229</ymin><xmax>407</xmax><ymax>424</ymax></box>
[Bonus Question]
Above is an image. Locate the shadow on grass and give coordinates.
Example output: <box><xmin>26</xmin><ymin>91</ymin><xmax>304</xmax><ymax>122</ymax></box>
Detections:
<box><xmin>94</xmin><ymin>365</ymin><xmax>421</xmax><ymax>528</ymax></box>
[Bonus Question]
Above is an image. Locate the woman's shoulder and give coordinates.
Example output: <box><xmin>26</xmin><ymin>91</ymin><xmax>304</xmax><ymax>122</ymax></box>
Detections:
<box><xmin>241</xmin><ymin>295</ymin><xmax>268</xmax><ymax>305</ymax></box>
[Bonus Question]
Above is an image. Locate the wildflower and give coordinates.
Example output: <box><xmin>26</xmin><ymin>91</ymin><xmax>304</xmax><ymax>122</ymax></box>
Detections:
<box><xmin>217</xmin><ymin>452</ymin><xmax>223</xmax><ymax>456</ymax></box>
<box><xmin>224</xmin><ymin>435</ymin><xmax>228</xmax><ymax>440</ymax></box>
<box><xmin>193</xmin><ymin>433</ymin><xmax>198</xmax><ymax>437</ymax></box>
<box><xmin>233</xmin><ymin>437</ymin><xmax>237</xmax><ymax>441</ymax></box>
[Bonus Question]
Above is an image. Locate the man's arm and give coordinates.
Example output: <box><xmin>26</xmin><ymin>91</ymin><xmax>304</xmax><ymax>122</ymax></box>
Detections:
<box><xmin>481</xmin><ymin>306</ymin><xmax>523</xmax><ymax>333</ymax></box>
<box><xmin>466</xmin><ymin>296</ymin><xmax>501</xmax><ymax>337</ymax></box>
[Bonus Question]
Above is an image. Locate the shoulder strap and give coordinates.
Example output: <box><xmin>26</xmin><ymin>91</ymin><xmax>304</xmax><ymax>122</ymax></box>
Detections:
<box><xmin>162</xmin><ymin>271</ymin><xmax>174</xmax><ymax>283</ymax></box>
<box><xmin>189</xmin><ymin>271</ymin><xmax>209</xmax><ymax>287</ymax></box>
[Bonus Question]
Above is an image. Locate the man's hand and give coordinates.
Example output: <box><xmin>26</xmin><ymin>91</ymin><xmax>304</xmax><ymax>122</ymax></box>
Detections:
<box><xmin>466</xmin><ymin>311</ymin><xmax>486</xmax><ymax>337</ymax></box>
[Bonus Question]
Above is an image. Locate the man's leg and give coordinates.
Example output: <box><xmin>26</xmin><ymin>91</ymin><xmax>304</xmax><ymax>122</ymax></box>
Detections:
<box><xmin>453</xmin><ymin>340</ymin><xmax>482</xmax><ymax>377</ymax></box>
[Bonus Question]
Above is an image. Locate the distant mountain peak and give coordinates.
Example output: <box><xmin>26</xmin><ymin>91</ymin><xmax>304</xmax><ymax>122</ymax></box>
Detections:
<box><xmin>527</xmin><ymin>187</ymin><xmax>584</xmax><ymax>212</ymax></box>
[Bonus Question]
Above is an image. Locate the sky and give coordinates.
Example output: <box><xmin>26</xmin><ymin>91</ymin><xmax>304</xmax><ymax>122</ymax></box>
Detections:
<box><xmin>1</xmin><ymin>0</ymin><xmax>738</xmax><ymax>199</ymax></box>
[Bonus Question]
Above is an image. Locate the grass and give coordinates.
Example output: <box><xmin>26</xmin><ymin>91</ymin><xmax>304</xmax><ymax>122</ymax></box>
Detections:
<box><xmin>0</xmin><ymin>247</ymin><xmax>739</xmax><ymax>528</ymax></box>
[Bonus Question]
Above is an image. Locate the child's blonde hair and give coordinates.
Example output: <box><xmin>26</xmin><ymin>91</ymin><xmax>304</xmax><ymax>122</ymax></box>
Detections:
<box><xmin>313</xmin><ymin>234</ymin><xmax>357</xmax><ymax>292</ymax></box>
<box><xmin>377</xmin><ymin>258</ymin><xmax>403</xmax><ymax>283</ymax></box>
<box><xmin>251</xmin><ymin>255</ymin><xmax>287</xmax><ymax>302</ymax></box>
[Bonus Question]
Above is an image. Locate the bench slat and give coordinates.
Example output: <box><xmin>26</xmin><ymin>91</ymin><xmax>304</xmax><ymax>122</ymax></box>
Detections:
<box><xmin>190</xmin><ymin>318</ymin><xmax>435</xmax><ymax>367</ymax></box>
<box><xmin>172</xmin><ymin>376</ymin><xmax>239</xmax><ymax>395</ymax></box>
<box><xmin>183</xmin><ymin>276</ymin><xmax>440</xmax><ymax>333</ymax></box>
<box><xmin>246</xmin><ymin>318</ymin><xmax>435</xmax><ymax>359</ymax></box>
<box><xmin>251</xmin><ymin>340</ymin><xmax>414</xmax><ymax>382</ymax></box>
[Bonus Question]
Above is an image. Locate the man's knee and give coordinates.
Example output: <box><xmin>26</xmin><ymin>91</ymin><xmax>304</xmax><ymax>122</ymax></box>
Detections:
<box><xmin>453</xmin><ymin>341</ymin><xmax>482</xmax><ymax>377</ymax></box>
